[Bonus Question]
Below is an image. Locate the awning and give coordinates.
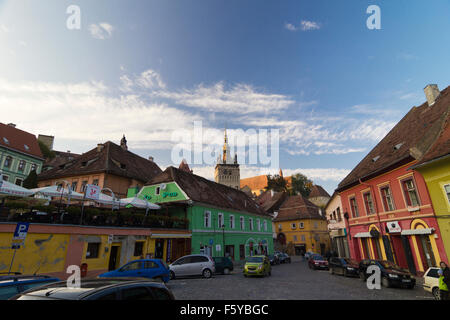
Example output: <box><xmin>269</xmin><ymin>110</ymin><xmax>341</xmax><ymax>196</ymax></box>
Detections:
<box><xmin>150</xmin><ymin>233</ymin><xmax>192</xmax><ymax>239</ymax></box>
<box><xmin>354</xmin><ymin>232</ymin><xmax>372</xmax><ymax>238</ymax></box>
<box><xmin>401</xmin><ymin>228</ymin><xmax>434</xmax><ymax>236</ymax></box>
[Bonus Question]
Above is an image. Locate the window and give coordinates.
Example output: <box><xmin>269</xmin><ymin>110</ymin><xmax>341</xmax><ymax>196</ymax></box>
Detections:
<box><xmin>30</xmin><ymin>163</ymin><xmax>37</xmax><ymax>172</ymax></box>
<box><xmin>301</xmin><ymin>235</ymin><xmax>306</xmax><ymax>241</ymax></box>
<box><xmin>350</xmin><ymin>197</ymin><xmax>359</xmax><ymax>217</ymax></box>
<box><xmin>293</xmin><ymin>235</ymin><xmax>298</xmax><ymax>242</ymax></box>
<box><xmin>204</xmin><ymin>211</ymin><xmax>211</xmax><ymax>228</ymax></box>
<box><xmin>121</xmin><ymin>261</ymin><xmax>141</xmax><ymax>271</ymax></box>
<box><xmin>71</xmin><ymin>181</ymin><xmax>78</xmax><ymax>192</ymax></box>
<box><xmin>218</xmin><ymin>213</ymin><xmax>224</xmax><ymax>228</ymax></box>
<box><xmin>2</xmin><ymin>137</ymin><xmax>9</xmax><ymax>144</ymax></box>
<box><xmin>155</xmin><ymin>187</ymin><xmax>161</xmax><ymax>195</ymax></box>
<box><xmin>249</xmin><ymin>218</ymin><xmax>253</xmax><ymax>231</ymax></box>
<box><xmin>381</xmin><ymin>186</ymin><xmax>395</xmax><ymax>211</ymax></box>
<box><xmin>86</xmin><ymin>243</ymin><xmax>100</xmax><ymax>259</ymax></box>
<box><xmin>444</xmin><ymin>184</ymin><xmax>450</xmax><ymax>204</ymax></box>
<box><xmin>230</xmin><ymin>215</ymin><xmax>235</xmax><ymax>229</ymax></box>
<box><xmin>299</xmin><ymin>222</ymin><xmax>304</xmax><ymax>229</ymax></box>
<box><xmin>240</xmin><ymin>216</ymin><xmax>245</xmax><ymax>230</ymax></box>
<box><xmin>143</xmin><ymin>261</ymin><xmax>158</xmax><ymax>269</ymax></box>
<box><xmin>263</xmin><ymin>220</ymin><xmax>267</xmax><ymax>231</ymax></box>
<box><xmin>314</xmin><ymin>221</ymin><xmax>318</xmax><ymax>229</ymax></box>
<box><xmin>92</xmin><ymin>179</ymin><xmax>99</xmax><ymax>186</ymax></box>
<box><xmin>363</xmin><ymin>192</ymin><xmax>375</xmax><ymax>215</ymax></box>
<box><xmin>402</xmin><ymin>179</ymin><xmax>420</xmax><ymax>207</ymax></box>
<box><xmin>337</xmin><ymin>207</ymin><xmax>342</xmax><ymax>221</ymax></box>
<box><xmin>291</xmin><ymin>223</ymin><xmax>296</xmax><ymax>229</ymax></box>
<box><xmin>134</xmin><ymin>241</ymin><xmax>144</xmax><ymax>256</ymax></box>
<box><xmin>15</xmin><ymin>178</ymin><xmax>23</xmax><ymax>186</ymax></box>
<box><xmin>257</xmin><ymin>219</ymin><xmax>260</xmax><ymax>231</ymax></box>
<box><xmin>4</xmin><ymin>156</ymin><xmax>12</xmax><ymax>168</ymax></box>
<box><xmin>81</xmin><ymin>181</ymin><xmax>88</xmax><ymax>192</ymax></box>
<box><xmin>2</xmin><ymin>175</ymin><xmax>8</xmax><ymax>181</ymax></box>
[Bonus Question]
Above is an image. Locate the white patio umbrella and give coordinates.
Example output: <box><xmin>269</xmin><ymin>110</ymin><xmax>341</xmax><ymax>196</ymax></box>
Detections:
<box><xmin>0</xmin><ymin>179</ymin><xmax>35</xmax><ymax>197</ymax></box>
<box><xmin>119</xmin><ymin>196</ymin><xmax>160</xmax><ymax>210</ymax></box>
<box><xmin>94</xmin><ymin>192</ymin><xmax>121</xmax><ymax>206</ymax></box>
<box><xmin>30</xmin><ymin>185</ymin><xmax>84</xmax><ymax>200</ymax></box>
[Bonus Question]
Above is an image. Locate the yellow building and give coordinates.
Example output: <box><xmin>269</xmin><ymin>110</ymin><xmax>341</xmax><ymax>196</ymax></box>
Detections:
<box><xmin>273</xmin><ymin>195</ymin><xmax>331</xmax><ymax>256</ymax></box>
<box><xmin>412</xmin><ymin>115</ymin><xmax>450</xmax><ymax>264</ymax></box>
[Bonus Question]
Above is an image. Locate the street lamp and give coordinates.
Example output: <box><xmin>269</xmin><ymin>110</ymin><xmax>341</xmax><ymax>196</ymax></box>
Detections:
<box><xmin>222</xmin><ymin>224</ymin><xmax>226</xmax><ymax>258</ymax></box>
<box><xmin>101</xmin><ymin>187</ymin><xmax>118</xmax><ymax>212</ymax></box>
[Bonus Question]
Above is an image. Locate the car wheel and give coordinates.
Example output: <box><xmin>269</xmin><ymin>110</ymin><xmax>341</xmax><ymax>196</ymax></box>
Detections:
<box><xmin>381</xmin><ymin>277</ymin><xmax>391</xmax><ymax>288</ymax></box>
<box><xmin>359</xmin><ymin>271</ymin><xmax>366</xmax><ymax>281</ymax></box>
<box><xmin>223</xmin><ymin>268</ymin><xmax>230</xmax><ymax>275</ymax></box>
<box><xmin>169</xmin><ymin>271</ymin><xmax>175</xmax><ymax>280</ymax></box>
<box><xmin>432</xmin><ymin>287</ymin><xmax>440</xmax><ymax>300</ymax></box>
<box><xmin>203</xmin><ymin>268</ymin><xmax>212</xmax><ymax>279</ymax></box>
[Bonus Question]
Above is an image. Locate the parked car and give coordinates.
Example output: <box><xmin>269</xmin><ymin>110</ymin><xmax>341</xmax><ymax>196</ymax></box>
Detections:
<box><xmin>279</xmin><ymin>253</ymin><xmax>291</xmax><ymax>264</ymax></box>
<box><xmin>243</xmin><ymin>256</ymin><xmax>271</xmax><ymax>277</ymax></box>
<box><xmin>213</xmin><ymin>256</ymin><xmax>234</xmax><ymax>275</ymax></box>
<box><xmin>268</xmin><ymin>254</ymin><xmax>280</xmax><ymax>265</ymax></box>
<box><xmin>98</xmin><ymin>259</ymin><xmax>170</xmax><ymax>283</ymax></box>
<box><xmin>9</xmin><ymin>278</ymin><xmax>175</xmax><ymax>300</ymax></box>
<box><xmin>358</xmin><ymin>259</ymin><xmax>415</xmax><ymax>289</ymax></box>
<box><xmin>308</xmin><ymin>254</ymin><xmax>329</xmax><ymax>270</ymax></box>
<box><xmin>169</xmin><ymin>254</ymin><xmax>215</xmax><ymax>279</ymax></box>
<box><xmin>0</xmin><ymin>274</ymin><xmax>60</xmax><ymax>300</ymax></box>
<box><xmin>328</xmin><ymin>257</ymin><xmax>359</xmax><ymax>277</ymax></box>
<box><xmin>423</xmin><ymin>267</ymin><xmax>441</xmax><ymax>299</ymax></box>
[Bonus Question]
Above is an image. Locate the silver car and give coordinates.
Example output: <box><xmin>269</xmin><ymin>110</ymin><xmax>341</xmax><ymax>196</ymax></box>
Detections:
<box><xmin>169</xmin><ymin>254</ymin><xmax>215</xmax><ymax>279</ymax></box>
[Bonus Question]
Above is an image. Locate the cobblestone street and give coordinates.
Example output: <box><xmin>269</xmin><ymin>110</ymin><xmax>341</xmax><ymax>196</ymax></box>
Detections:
<box><xmin>167</xmin><ymin>257</ymin><xmax>433</xmax><ymax>300</ymax></box>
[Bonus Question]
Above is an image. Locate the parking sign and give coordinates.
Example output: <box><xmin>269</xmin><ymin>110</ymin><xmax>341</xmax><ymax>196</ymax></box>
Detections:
<box><xmin>12</xmin><ymin>222</ymin><xmax>29</xmax><ymax>249</ymax></box>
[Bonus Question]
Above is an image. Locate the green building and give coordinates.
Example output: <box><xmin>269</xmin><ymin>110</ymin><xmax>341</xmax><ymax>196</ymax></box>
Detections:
<box><xmin>0</xmin><ymin>123</ymin><xmax>44</xmax><ymax>186</ymax></box>
<box><xmin>130</xmin><ymin>166</ymin><xmax>274</xmax><ymax>261</ymax></box>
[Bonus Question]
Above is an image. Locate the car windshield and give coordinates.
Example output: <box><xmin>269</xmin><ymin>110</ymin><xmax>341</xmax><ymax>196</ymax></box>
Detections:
<box><xmin>312</xmin><ymin>255</ymin><xmax>324</xmax><ymax>260</ymax></box>
<box><xmin>246</xmin><ymin>257</ymin><xmax>263</xmax><ymax>263</ymax></box>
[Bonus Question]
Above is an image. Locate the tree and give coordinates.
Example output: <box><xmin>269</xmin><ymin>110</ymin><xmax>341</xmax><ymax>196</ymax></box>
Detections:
<box><xmin>38</xmin><ymin>140</ymin><xmax>55</xmax><ymax>160</ymax></box>
<box><xmin>289</xmin><ymin>173</ymin><xmax>313</xmax><ymax>197</ymax></box>
<box><xmin>23</xmin><ymin>170</ymin><xmax>38</xmax><ymax>189</ymax></box>
<box><xmin>264</xmin><ymin>174</ymin><xmax>288</xmax><ymax>193</ymax></box>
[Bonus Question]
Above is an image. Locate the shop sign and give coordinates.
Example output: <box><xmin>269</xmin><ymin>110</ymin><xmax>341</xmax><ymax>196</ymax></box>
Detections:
<box><xmin>386</xmin><ymin>221</ymin><xmax>401</xmax><ymax>233</ymax></box>
<box><xmin>162</xmin><ymin>191</ymin><xmax>178</xmax><ymax>198</ymax></box>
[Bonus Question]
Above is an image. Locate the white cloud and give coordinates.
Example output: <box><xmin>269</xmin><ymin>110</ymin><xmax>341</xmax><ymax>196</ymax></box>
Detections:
<box><xmin>89</xmin><ymin>22</ymin><xmax>114</xmax><ymax>40</ymax></box>
<box><xmin>300</xmin><ymin>20</ymin><xmax>321</xmax><ymax>31</ymax></box>
<box><xmin>284</xmin><ymin>23</ymin><xmax>298</xmax><ymax>31</ymax></box>
<box><xmin>0</xmin><ymin>24</ymin><xmax>10</xmax><ymax>33</ymax></box>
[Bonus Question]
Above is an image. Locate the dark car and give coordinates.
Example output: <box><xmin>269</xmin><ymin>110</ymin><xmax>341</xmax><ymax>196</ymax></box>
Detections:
<box><xmin>279</xmin><ymin>253</ymin><xmax>291</xmax><ymax>264</ymax></box>
<box><xmin>0</xmin><ymin>274</ymin><xmax>60</xmax><ymax>300</ymax></box>
<box><xmin>329</xmin><ymin>257</ymin><xmax>359</xmax><ymax>277</ymax></box>
<box><xmin>9</xmin><ymin>278</ymin><xmax>175</xmax><ymax>300</ymax></box>
<box><xmin>358</xmin><ymin>259</ymin><xmax>416</xmax><ymax>289</ymax></box>
<box><xmin>213</xmin><ymin>257</ymin><xmax>234</xmax><ymax>275</ymax></box>
<box><xmin>308</xmin><ymin>254</ymin><xmax>329</xmax><ymax>270</ymax></box>
<box><xmin>268</xmin><ymin>254</ymin><xmax>280</xmax><ymax>265</ymax></box>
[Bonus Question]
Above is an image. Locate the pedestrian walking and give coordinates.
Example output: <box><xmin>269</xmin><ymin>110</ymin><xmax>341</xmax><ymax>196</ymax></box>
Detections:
<box><xmin>438</xmin><ymin>269</ymin><xmax>449</xmax><ymax>300</ymax></box>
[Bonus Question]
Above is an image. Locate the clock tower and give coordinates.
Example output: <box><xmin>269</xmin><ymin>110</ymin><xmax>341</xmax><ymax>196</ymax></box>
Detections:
<box><xmin>214</xmin><ymin>129</ymin><xmax>240</xmax><ymax>189</ymax></box>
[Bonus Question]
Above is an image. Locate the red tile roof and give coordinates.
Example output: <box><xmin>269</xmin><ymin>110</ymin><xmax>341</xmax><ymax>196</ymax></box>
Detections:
<box><xmin>0</xmin><ymin>123</ymin><xmax>44</xmax><ymax>160</ymax></box>
<box><xmin>338</xmin><ymin>86</ymin><xmax>450</xmax><ymax>191</ymax></box>
<box><xmin>37</xmin><ymin>141</ymin><xmax>162</xmax><ymax>182</ymax></box>
<box><xmin>309</xmin><ymin>185</ymin><xmax>330</xmax><ymax>198</ymax></box>
<box><xmin>148</xmin><ymin>166</ymin><xmax>270</xmax><ymax>217</ymax></box>
<box><xmin>273</xmin><ymin>195</ymin><xmax>324</xmax><ymax>222</ymax></box>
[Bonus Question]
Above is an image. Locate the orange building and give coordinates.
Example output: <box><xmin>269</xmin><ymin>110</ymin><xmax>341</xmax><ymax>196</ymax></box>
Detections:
<box><xmin>37</xmin><ymin>136</ymin><xmax>162</xmax><ymax>199</ymax></box>
<box><xmin>240</xmin><ymin>170</ymin><xmax>292</xmax><ymax>196</ymax></box>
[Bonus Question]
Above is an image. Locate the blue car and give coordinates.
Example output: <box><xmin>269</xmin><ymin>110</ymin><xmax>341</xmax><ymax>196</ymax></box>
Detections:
<box><xmin>99</xmin><ymin>259</ymin><xmax>170</xmax><ymax>283</ymax></box>
<box><xmin>0</xmin><ymin>274</ymin><xmax>60</xmax><ymax>300</ymax></box>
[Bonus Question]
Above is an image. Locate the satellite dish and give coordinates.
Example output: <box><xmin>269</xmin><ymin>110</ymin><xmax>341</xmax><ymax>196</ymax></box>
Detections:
<box><xmin>160</xmin><ymin>184</ymin><xmax>167</xmax><ymax>190</ymax></box>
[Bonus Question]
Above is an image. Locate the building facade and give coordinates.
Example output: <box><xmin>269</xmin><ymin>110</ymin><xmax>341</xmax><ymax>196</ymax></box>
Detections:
<box><xmin>273</xmin><ymin>195</ymin><xmax>331</xmax><ymax>256</ymax></box>
<box><xmin>337</xmin><ymin>84</ymin><xmax>450</xmax><ymax>275</ymax></box>
<box><xmin>0</xmin><ymin>123</ymin><xmax>44</xmax><ymax>186</ymax></box>
<box><xmin>325</xmin><ymin>192</ymin><xmax>350</xmax><ymax>258</ymax></box>
<box><xmin>136</xmin><ymin>166</ymin><xmax>274</xmax><ymax>261</ymax></box>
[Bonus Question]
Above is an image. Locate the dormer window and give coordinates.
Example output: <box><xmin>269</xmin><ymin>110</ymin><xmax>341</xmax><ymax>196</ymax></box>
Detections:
<box><xmin>24</xmin><ymin>144</ymin><xmax>30</xmax><ymax>151</ymax></box>
<box><xmin>394</xmin><ymin>143</ymin><xmax>404</xmax><ymax>150</ymax></box>
<box><xmin>372</xmin><ymin>156</ymin><xmax>380</xmax><ymax>162</ymax></box>
<box><xmin>3</xmin><ymin>137</ymin><xmax>9</xmax><ymax>144</ymax></box>
<box><xmin>81</xmin><ymin>161</ymin><xmax>87</xmax><ymax>167</ymax></box>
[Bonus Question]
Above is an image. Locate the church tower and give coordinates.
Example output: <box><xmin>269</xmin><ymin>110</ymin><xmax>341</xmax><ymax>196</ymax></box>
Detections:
<box><xmin>214</xmin><ymin>129</ymin><xmax>240</xmax><ymax>189</ymax></box>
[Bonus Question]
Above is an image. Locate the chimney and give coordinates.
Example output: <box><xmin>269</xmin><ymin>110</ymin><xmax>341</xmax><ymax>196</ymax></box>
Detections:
<box><xmin>424</xmin><ymin>84</ymin><xmax>440</xmax><ymax>106</ymax></box>
<box><xmin>7</xmin><ymin>123</ymin><xmax>16</xmax><ymax>128</ymax></box>
<box><xmin>97</xmin><ymin>144</ymin><xmax>104</xmax><ymax>152</ymax></box>
<box><xmin>148</xmin><ymin>156</ymin><xmax>154</xmax><ymax>162</ymax></box>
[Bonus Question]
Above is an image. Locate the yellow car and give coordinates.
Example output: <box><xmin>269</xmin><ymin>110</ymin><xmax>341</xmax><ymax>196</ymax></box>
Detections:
<box><xmin>243</xmin><ymin>255</ymin><xmax>272</xmax><ymax>277</ymax></box>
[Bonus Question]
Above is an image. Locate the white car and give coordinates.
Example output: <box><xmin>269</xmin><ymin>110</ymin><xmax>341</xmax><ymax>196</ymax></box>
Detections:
<box><xmin>423</xmin><ymin>267</ymin><xmax>440</xmax><ymax>299</ymax></box>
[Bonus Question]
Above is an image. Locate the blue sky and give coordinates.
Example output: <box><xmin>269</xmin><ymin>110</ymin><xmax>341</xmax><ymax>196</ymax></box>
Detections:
<box><xmin>1</xmin><ymin>0</ymin><xmax>449</xmax><ymax>194</ymax></box>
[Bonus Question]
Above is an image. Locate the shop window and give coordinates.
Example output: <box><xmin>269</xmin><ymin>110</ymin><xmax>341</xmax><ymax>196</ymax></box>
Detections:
<box><xmin>86</xmin><ymin>243</ymin><xmax>100</xmax><ymax>259</ymax></box>
<box><xmin>381</xmin><ymin>186</ymin><xmax>395</xmax><ymax>211</ymax></box>
<box><xmin>230</xmin><ymin>215</ymin><xmax>235</xmax><ymax>229</ymax></box>
<box><xmin>402</xmin><ymin>179</ymin><xmax>420</xmax><ymax>207</ymax></box>
<box><xmin>204</xmin><ymin>211</ymin><xmax>211</xmax><ymax>228</ymax></box>
<box><xmin>134</xmin><ymin>241</ymin><xmax>144</xmax><ymax>256</ymax></box>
